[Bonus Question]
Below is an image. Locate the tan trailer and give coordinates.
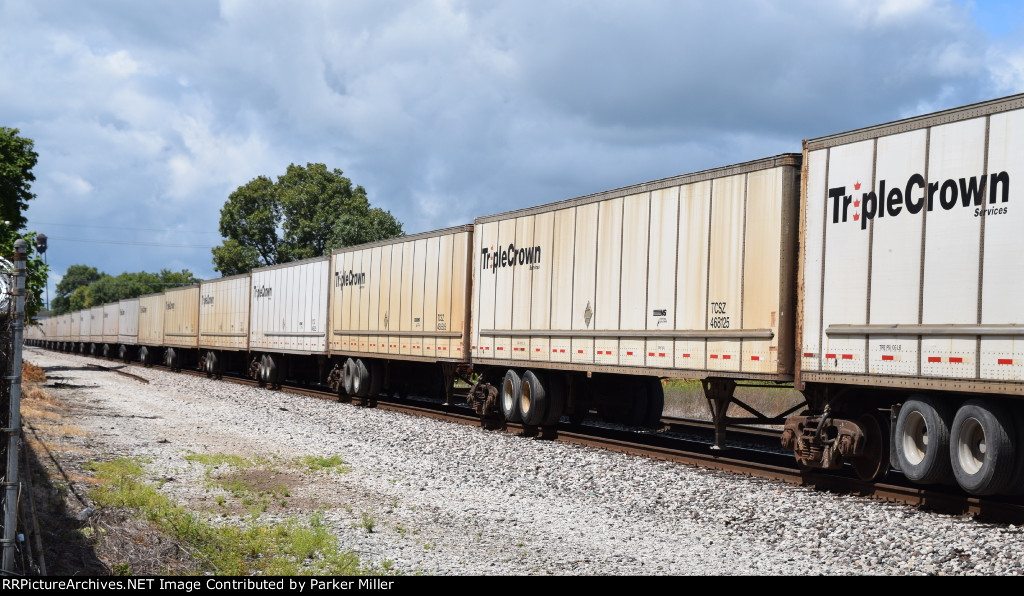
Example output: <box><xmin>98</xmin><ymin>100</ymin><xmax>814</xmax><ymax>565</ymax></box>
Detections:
<box><xmin>137</xmin><ymin>293</ymin><xmax>165</xmax><ymax>365</ymax></box>
<box><xmin>326</xmin><ymin>226</ymin><xmax>473</xmax><ymax>400</ymax></box>
<box><xmin>199</xmin><ymin>274</ymin><xmax>250</xmax><ymax>351</ymax></box>
<box><xmin>470</xmin><ymin>154</ymin><xmax>800</xmax><ymax>427</ymax></box>
<box><xmin>198</xmin><ymin>273</ymin><xmax>250</xmax><ymax>378</ymax></box>
<box><xmin>163</xmin><ymin>285</ymin><xmax>199</xmax><ymax>370</ymax></box>
<box><xmin>329</xmin><ymin>226</ymin><xmax>473</xmax><ymax>361</ymax></box>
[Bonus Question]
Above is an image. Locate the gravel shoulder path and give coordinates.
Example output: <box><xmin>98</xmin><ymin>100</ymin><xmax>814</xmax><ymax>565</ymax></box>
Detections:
<box><xmin>22</xmin><ymin>347</ymin><xmax>1024</xmax><ymax>575</ymax></box>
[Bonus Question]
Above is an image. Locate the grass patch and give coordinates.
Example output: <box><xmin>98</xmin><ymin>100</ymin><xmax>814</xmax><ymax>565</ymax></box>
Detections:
<box><xmin>87</xmin><ymin>457</ymin><xmax>390</xmax><ymax>576</ymax></box>
<box><xmin>183</xmin><ymin>453</ymin><xmax>250</xmax><ymax>468</ymax></box>
<box><xmin>296</xmin><ymin>455</ymin><xmax>350</xmax><ymax>474</ymax></box>
<box><xmin>184</xmin><ymin>453</ymin><xmax>291</xmax><ymax>515</ymax></box>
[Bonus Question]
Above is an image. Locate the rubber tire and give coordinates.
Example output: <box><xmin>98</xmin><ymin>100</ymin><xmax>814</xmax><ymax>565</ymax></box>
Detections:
<box><xmin>206</xmin><ymin>352</ymin><xmax>219</xmax><ymax>379</ymax></box>
<box><xmin>501</xmin><ymin>369</ymin><xmax>522</xmax><ymax>423</ymax></box>
<box><xmin>102</xmin><ymin>344</ymin><xmax>110</xmax><ymax>358</ymax></box>
<box><xmin>119</xmin><ymin>345</ymin><xmax>127</xmax><ymax>362</ymax></box>
<box><xmin>520</xmin><ymin>370</ymin><xmax>547</xmax><ymax>427</ymax></box>
<box><xmin>343</xmin><ymin>358</ymin><xmax>356</xmax><ymax>397</ymax></box>
<box><xmin>139</xmin><ymin>346</ymin><xmax>149</xmax><ymax>365</ymax></box>
<box><xmin>258</xmin><ymin>355</ymin><xmax>268</xmax><ymax>387</ymax></box>
<box><xmin>950</xmin><ymin>399</ymin><xmax>1016</xmax><ymax>496</ymax></box>
<box><xmin>643</xmin><ymin>377</ymin><xmax>665</xmax><ymax>429</ymax></box>
<box><xmin>166</xmin><ymin>348</ymin><xmax>177</xmax><ymax>371</ymax></box>
<box><xmin>541</xmin><ymin>374</ymin><xmax>567</xmax><ymax>426</ymax></box>
<box><xmin>264</xmin><ymin>355</ymin><xmax>279</xmax><ymax>387</ymax></box>
<box><xmin>353</xmin><ymin>359</ymin><xmax>371</xmax><ymax>398</ymax></box>
<box><xmin>895</xmin><ymin>396</ymin><xmax>954</xmax><ymax>485</ymax></box>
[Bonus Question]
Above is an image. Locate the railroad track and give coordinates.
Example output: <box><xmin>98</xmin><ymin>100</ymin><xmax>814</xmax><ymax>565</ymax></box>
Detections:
<box><xmin>42</xmin><ymin>347</ymin><xmax>1024</xmax><ymax>525</ymax></box>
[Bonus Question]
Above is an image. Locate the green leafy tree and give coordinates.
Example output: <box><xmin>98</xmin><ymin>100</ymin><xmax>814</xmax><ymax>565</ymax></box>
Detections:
<box><xmin>0</xmin><ymin>127</ymin><xmax>38</xmax><ymax>232</ymax></box>
<box><xmin>212</xmin><ymin>163</ymin><xmax>404</xmax><ymax>276</ymax></box>
<box><xmin>51</xmin><ymin>264</ymin><xmax>102</xmax><ymax>314</ymax></box>
<box><xmin>0</xmin><ymin>127</ymin><xmax>47</xmax><ymax>319</ymax></box>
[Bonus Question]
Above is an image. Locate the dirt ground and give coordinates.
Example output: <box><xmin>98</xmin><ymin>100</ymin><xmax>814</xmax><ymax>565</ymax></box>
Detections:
<box><xmin>18</xmin><ymin>359</ymin><xmax>198</xmax><ymax>576</ymax></box>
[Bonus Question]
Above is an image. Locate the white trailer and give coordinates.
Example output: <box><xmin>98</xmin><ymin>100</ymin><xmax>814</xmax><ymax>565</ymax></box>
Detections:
<box><xmin>88</xmin><ymin>305</ymin><xmax>103</xmax><ymax>351</ymax></box>
<box><xmin>117</xmin><ymin>298</ymin><xmax>139</xmax><ymax>361</ymax></box>
<box><xmin>101</xmin><ymin>302</ymin><xmax>118</xmax><ymax>356</ymax></box>
<box><xmin>249</xmin><ymin>256</ymin><xmax>330</xmax><ymax>387</ymax></box>
<box><xmin>793</xmin><ymin>93</ymin><xmax>1024</xmax><ymax>495</ymax></box>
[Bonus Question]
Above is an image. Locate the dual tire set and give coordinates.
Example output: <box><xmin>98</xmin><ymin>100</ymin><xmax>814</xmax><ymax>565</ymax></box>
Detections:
<box><xmin>339</xmin><ymin>357</ymin><xmax>383</xmax><ymax>402</ymax></box>
<box><xmin>895</xmin><ymin>396</ymin><xmax>1024</xmax><ymax>496</ymax></box>
<box><xmin>500</xmin><ymin>369</ymin><xmax>566</xmax><ymax>427</ymax></box>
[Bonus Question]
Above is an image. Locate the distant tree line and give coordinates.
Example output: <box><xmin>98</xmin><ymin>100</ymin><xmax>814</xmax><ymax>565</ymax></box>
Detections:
<box><xmin>49</xmin><ymin>265</ymin><xmax>198</xmax><ymax>314</ymax></box>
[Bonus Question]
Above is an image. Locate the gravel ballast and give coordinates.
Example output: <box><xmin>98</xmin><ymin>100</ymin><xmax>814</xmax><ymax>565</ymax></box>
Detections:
<box><xmin>24</xmin><ymin>348</ymin><xmax>1024</xmax><ymax>575</ymax></box>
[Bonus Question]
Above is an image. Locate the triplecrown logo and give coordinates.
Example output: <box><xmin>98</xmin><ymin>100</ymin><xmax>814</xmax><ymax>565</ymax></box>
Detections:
<box><xmin>829</xmin><ymin>171</ymin><xmax>1010</xmax><ymax>230</ymax></box>
<box><xmin>480</xmin><ymin>243</ymin><xmax>542</xmax><ymax>274</ymax></box>
<box><xmin>334</xmin><ymin>270</ymin><xmax>366</xmax><ymax>288</ymax></box>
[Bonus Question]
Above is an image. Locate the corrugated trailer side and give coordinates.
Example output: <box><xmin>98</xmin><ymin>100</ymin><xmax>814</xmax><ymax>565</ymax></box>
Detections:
<box><xmin>199</xmin><ymin>274</ymin><xmax>250</xmax><ymax>351</ymax></box>
<box><xmin>198</xmin><ymin>273</ymin><xmax>250</xmax><ymax>378</ymax></box>
<box><xmin>329</xmin><ymin>226</ymin><xmax>472</xmax><ymax>362</ymax></box>
<box><xmin>249</xmin><ymin>256</ymin><xmax>330</xmax><ymax>388</ymax></box>
<box><xmin>162</xmin><ymin>285</ymin><xmax>199</xmax><ymax>371</ymax></box>
<box><xmin>117</xmin><ymin>298</ymin><xmax>139</xmax><ymax>361</ymax></box>
<box><xmin>88</xmin><ymin>305</ymin><xmax>103</xmax><ymax>349</ymax></box>
<box><xmin>326</xmin><ymin>226</ymin><xmax>473</xmax><ymax>402</ymax></box>
<box><xmin>70</xmin><ymin>310</ymin><xmax>82</xmax><ymax>351</ymax></box>
<box><xmin>163</xmin><ymin>286</ymin><xmax>199</xmax><ymax>348</ymax></box>
<box><xmin>799</xmin><ymin>93</ymin><xmax>1024</xmax><ymax>394</ymax></box>
<box><xmin>102</xmin><ymin>302</ymin><xmax>118</xmax><ymax>347</ymax></box>
<box><xmin>473</xmin><ymin>155</ymin><xmax>799</xmax><ymax>377</ymax></box>
<box><xmin>58</xmin><ymin>314</ymin><xmax>69</xmax><ymax>348</ymax></box>
<box><xmin>470</xmin><ymin>154</ymin><xmax>800</xmax><ymax>427</ymax></box>
<box><xmin>118</xmin><ymin>299</ymin><xmax>139</xmax><ymax>346</ymax></box>
<box><xmin>793</xmin><ymin>93</ymin><xmax>1024</xmax><ymax>495</ymax></box>
<box><xmin>137</xmin><ymin>293</ymin><xmax>165</xmax><ymax>365</ymax></box>
<box><xmin>250</xmin><ymin>257</ymin><xmax>330</xmax><ymax>356</ymax></box>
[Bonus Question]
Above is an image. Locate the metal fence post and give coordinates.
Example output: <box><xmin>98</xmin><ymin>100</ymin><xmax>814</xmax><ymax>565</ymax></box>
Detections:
<box><xmin>2</xmin><ymin>239</ymin><xmax>27</xmax><ymax>573</ymax></box>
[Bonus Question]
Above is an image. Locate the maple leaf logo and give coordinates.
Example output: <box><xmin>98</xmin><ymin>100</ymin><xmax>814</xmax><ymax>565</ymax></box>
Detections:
<box><xmin>853</xmin><ymin>213</ymin><xmax>860</xmax><ymax>221</ymax></box>
<box><xmin>854</xmin><ymin>181</ymin><xmax>861</xmax><ymax>191</ymax></box>
<box><xmin>854</xmin><ymin>199</ymin><xmax>860</xmax><ymax>208</ymax></box>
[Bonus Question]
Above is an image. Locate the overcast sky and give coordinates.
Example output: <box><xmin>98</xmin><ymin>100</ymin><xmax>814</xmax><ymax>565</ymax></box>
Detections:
<box><xmin>3</xmin><ymin>0</ymin><xmax>1024</xmax><ymax>303</ymax></box>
